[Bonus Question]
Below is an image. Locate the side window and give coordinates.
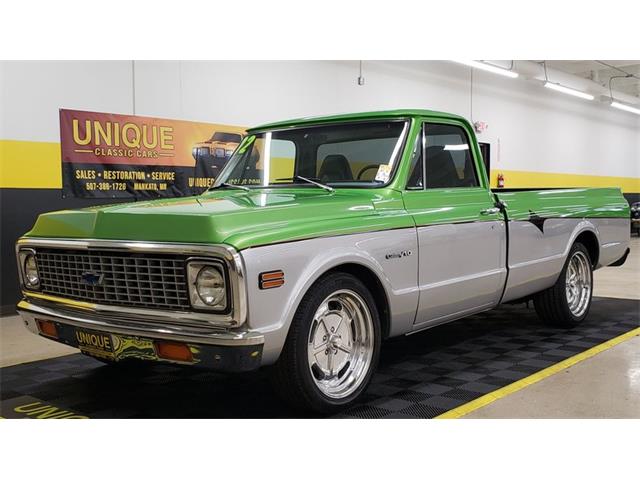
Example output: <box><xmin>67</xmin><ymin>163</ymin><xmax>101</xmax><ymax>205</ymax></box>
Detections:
<box><xmin>424</xmin><ymin>124</ymin><xmax>479</xmax><ymax>188</ymax></box>
<box><xmin>406</xmin><ymin>131</ymin><xmax>423</xmax><ymax>189</ymax></box>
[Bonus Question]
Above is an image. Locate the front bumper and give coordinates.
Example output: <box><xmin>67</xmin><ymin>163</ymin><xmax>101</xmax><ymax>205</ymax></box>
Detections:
<box><xmin>17</xmin><ymin>297</ymin><xmax>264</xmax><ymax>372</ymax></box>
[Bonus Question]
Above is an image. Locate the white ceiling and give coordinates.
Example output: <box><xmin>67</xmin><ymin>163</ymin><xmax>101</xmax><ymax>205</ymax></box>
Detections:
<box><xmin>546</xmin><ymin>60</ymin><xmax>640</xmax><ymax>99</ymax></box>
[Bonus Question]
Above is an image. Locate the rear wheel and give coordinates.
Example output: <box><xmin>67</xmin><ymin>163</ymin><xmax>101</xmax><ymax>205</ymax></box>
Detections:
<box><xmin>534</xmin><ymin>242</ymin><xmax>593</xmax><ymax>327</ymax></box>
<box><xmin>270</xmin><ymin>272</ymin><xmax>381</xmax><ymax>413</ymax></box>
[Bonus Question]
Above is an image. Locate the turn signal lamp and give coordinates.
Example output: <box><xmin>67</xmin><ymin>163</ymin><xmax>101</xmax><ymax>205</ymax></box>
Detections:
<box><xmin>155</xmin><ymin>341</ymin><xmax>193</xmax><ymax>363</ymax></box>
<box><xmin>259</xmin><ymin>270</ymin><xmax>285</xmax><ymax>289</ymax></box>
<box><xmin>37</xmin><ymin>319</ymin><xmax>58</xmax><ymax>338</ymax></box>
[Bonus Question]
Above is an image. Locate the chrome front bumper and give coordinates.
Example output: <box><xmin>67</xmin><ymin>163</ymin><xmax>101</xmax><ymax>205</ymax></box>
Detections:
<box><xmin>18</xmin><ymin>297</ymin><xmax>264</xmax><ymax>347</ymax></box>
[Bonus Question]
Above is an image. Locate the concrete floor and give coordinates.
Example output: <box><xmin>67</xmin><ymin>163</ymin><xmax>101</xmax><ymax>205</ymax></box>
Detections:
<box><xmin>592</xmin><ymin>236</ymin><xmax>640</xmax><ymax>301</ymax></box>
<box><xmin>464</xmin><ymin>236</ymin><xmax>640</xmax><ymax>418</ymax></box>
<box><xmin>1</xmin><ymin>237</ymin><xmax>638</xmax><ymax>417</ymax></box>
<box><xmin>0</xmin><ymin>313</ymin><xmax>76</xmax><ymax>367</ymax></box>
<box><xmin>465</xmin><ymin>335</ymin><xmax>640</xmax><ymax>418</ymax></box>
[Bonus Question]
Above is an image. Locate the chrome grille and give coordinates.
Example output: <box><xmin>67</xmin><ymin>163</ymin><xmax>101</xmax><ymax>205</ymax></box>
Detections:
<box><xmin>36</xmin><ymin>248</ymin><xmax>190</xmax><ymax>310</ymax></box>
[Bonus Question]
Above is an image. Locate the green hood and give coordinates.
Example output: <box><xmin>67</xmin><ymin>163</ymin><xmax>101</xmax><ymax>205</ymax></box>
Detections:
<box><xmin>26</xmin><ymin>188</ymin><xmax>411</xmax><ymax>250</ymax></box>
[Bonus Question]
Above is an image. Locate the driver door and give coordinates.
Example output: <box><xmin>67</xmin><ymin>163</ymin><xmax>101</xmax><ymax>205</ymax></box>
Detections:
<box><xmin>403</xmin><ymin>120</ymin><xmax>507</xmax><ymax>328</ymax></box>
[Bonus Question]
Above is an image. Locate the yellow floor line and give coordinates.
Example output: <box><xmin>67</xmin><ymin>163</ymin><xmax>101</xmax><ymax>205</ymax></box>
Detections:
<box><xmin>435</xmin><ymin>326</ymin><xmax>640</xmax><ymax>419</ymax></box>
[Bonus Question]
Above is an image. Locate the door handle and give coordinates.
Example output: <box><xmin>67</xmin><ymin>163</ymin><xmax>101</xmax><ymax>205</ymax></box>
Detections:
<box><xmin>480</xmin><ymin>207</ymin><xmax>500</xmax><ymax>215</ymax></box>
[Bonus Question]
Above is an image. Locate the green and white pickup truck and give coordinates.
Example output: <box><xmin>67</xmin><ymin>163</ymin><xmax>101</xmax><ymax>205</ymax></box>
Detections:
<box><xmin>16</xmin><ymin>109</ymin><xmax>630</xmax><ymax>412</ymax></box>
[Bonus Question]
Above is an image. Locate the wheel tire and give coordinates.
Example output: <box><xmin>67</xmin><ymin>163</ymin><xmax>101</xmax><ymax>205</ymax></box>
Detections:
<box><xmin>270</xmin><ymin>272</ymin><xmax>381</xmax><ymax>414</ymax></box>
<box><xmin>534</xmin><ymin>242</ymin><xmax>593</xmax><ymax>327</ymax></box>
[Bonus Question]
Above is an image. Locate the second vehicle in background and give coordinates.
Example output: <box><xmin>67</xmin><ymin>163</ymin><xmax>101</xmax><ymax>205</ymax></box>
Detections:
<box><xmin>631</xmin><ymin>202</ymin><xmax>640</xmax><ymax>235</ymax></box>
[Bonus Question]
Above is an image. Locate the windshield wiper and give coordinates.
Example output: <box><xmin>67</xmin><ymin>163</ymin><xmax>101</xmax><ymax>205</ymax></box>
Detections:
<box><xmin>275</xmin><ymin>175</ymin><xmax>334</xmax><ymax>193</ymax></box>
<box><xmin>208</xmin><ymin>182</ymin><xmax>251</xmax><ymax>192</ymax></box>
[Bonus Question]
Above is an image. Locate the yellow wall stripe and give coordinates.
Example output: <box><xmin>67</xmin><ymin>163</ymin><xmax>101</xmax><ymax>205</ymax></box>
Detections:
<box><xmin>0</xmin><ymin>140</ymin><xmax>61</xmax><ymax>188</ymax></box>
<box><xmin>436</xmin><ymin>327</ymin><xmax>640</xmax><ymax>419</ymax></box>
<box><xmin>1</xmin><ymin>139</ymin><xmax>639</xmax><ymax>192</ymax></box>
<box><xmin>489</xmin><ymin>168</ymin><xmax>640</xmax><ymax>193</ymax></box>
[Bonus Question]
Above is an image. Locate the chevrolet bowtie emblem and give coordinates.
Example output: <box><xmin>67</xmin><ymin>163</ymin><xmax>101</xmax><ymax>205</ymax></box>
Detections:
<box><xmin>81</xmin><ymin>271</ymin><xmax>104</xmax><ymax>286</ymax></box>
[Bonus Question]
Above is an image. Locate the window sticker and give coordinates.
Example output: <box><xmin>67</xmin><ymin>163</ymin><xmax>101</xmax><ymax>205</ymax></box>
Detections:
<box><xmin>237</xmin><ymin>135</ymin><xmax>255</xmax><ymax>154</ymax></box>
<box><xmin>374</xmin><ymin>164</ymin><xmax>392</xmax><ymax>183</ymax></box>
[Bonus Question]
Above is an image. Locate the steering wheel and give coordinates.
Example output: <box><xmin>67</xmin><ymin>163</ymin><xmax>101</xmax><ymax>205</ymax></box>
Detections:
<box><xmin>356</xmin><ymin>164</ymin><xmax>381</xmax><ymax>180</ymax></box>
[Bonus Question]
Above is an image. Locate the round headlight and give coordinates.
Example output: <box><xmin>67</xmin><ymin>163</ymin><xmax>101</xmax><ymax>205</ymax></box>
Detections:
<box><xmin>195</xmin><ymin>266</ymin><xmax>225</xmax><ymax>306</ymax></box>
<box><xmin>24</xmin><ymin>254</ymin><xmax>39</xmax><ymax>287</ymax></box>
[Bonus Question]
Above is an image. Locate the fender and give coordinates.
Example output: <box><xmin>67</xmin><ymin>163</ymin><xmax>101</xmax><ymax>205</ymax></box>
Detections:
<box><xmin>530</xmin><ymin>216</ymin><xmax>628</xmax><ymax>286</ymax></box>
<box><xmin>501</xmin><ymin>218</ymin><xmax>598</xmax><ymax>304</ymax></box>
<box><xmin>587</xmin><ymin>217</ymin><xmax>630</xmax><ymax>268</ymax></box>
<box><xmin>239</xmin><ymin>228</ymin><xmax>420</xmax><ymax>364</ymax></box>
<box><xmin>560</xmin><ymin>216</ymin><xmax>633</xmax><ymax>268</ymax></box>
<box><xmin>565</xmin><ymin>219</ymin><xmax>600</xmax><ymax>261</ymax></box>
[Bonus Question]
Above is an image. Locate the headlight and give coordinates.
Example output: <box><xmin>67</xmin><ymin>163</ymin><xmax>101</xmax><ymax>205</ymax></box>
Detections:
<box><xmin>196</xmin><ymin>266</ymin><xmax>225</xmax><ymax>305</ymax></box>
<box><xmin>187</xmin><ymin>261</ymin><xmax>227</xmax><ymax>311</ymax></box>
<box><xmin>21</xmin><ymin>252</ymin><xmax>40</xmax><ymax>289</ymax></box>
<box><xmin>214</xmin><ymin>148</ymin><xmax>225</xmax><ymax>157</ymax></box>
<box><xmin>225</xmin><ymin>149</ymin><xmax>234</xmax><ymax>157</ymax></box>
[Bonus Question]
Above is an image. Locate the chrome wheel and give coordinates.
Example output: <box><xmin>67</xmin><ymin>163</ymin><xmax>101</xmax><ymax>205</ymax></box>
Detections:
<box><xmin>565</xmin><ymin>250</ymin><xmax>592</xmax><ymax>317</ymax></box>
<box><xmin>307</xmin><ymin>289</ymin><xmax>375</xmax><ymax>399</ymax></box>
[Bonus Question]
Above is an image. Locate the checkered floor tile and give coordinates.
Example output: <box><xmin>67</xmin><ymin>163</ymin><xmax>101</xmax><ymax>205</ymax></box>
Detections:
<box><xmin>1</xmin><ymin>297</ymin><xmax>638</xmax><ymax>418</ymax></box>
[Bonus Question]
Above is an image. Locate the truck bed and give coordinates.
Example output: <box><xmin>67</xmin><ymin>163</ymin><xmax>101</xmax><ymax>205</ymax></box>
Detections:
<box><xmin>492</xmin><ymin>187</ymin><xmax>629</xmax><ymax>222</ymax></box>
<box><xmin>490</xmin><ymin>187</ymin><xmax>629</xmax><ymax>303</ymax></box>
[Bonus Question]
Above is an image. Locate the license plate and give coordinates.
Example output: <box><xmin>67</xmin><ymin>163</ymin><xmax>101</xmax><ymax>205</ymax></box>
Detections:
<box><xmin>75</xmin><ymin>329</ymin><xmax>115</xmax><ymax>359</ymax></box>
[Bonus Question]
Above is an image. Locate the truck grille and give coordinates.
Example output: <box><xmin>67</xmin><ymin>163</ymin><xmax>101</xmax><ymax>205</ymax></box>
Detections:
<box><xmin>36</xmin><ymin>248</ymin><xmax>191</xmax><ymax>310</ymax></box>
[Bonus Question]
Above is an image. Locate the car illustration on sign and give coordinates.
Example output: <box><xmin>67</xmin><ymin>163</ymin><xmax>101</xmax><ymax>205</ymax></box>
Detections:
<box><xmin>16</xmin><ymin>109</ymin><xmax>631</xmax><ymax>413</ymax></box>
<box><xmin>192</xmin><ymin>131</ymin><xmax>244</xmax><ymax>179</ymax></box>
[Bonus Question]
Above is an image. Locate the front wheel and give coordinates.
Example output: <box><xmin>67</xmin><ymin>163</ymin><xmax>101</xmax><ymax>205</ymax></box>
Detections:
<box><xmin>534</xmin><ymin>242</ymin><xmax>593</xmax><ymax>327</ymax></box>
<box><xmin>270</xmin><ymin>272</ymin><xmax>381</xmax><ymax>414</ymax></box>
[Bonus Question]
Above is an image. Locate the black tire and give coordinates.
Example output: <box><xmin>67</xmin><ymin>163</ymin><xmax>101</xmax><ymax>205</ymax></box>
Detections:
<box><xmin>270</xmin><ymin>272</ymin><xmax>381</xmax><ymax>414</ymax></box>
<box><xmin>533</xmin><ymin>242</ymin><xmax>593</xmax><ymax>327</ymax></box>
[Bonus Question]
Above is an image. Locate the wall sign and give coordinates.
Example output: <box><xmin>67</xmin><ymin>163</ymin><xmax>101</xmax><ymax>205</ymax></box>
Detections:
<box><xmin>60</xmin><ymin>109</ymin><xmax>245</xmax><ymax>198</ymax></box>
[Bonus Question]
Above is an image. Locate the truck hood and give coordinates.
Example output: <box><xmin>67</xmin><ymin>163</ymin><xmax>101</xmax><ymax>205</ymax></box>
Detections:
<box><xmin>26</xmin><ymin>188</ymin><xmax>409</xmax><ymax>250</ymax></box>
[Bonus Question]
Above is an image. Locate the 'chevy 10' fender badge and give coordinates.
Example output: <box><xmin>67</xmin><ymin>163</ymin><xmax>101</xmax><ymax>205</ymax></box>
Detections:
<box><xmin>385</xmin><ymin>250</ymin><xmax>412</xmax><ymax>260</ymax></box>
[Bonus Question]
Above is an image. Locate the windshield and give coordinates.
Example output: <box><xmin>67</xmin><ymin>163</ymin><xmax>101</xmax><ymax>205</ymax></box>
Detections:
<box><xmin>211</xmin><ymin>132</ymin><xmax>243</xmax><ymax>143</ymax></box>
<box><xmin>213</xmin><ymin>120</ymin><xmax>408</xmax><ymax>189</ymax></box>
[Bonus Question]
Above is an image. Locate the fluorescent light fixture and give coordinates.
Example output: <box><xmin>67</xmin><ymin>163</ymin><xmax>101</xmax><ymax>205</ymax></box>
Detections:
<box><xmin>444</xmin><ymin>144</ymin><xmax>469</xmax><ymax>151</ymax></box>
<box><xmin>610</xmin><ymin>101</ymin><xmax>640</xmax><ymax>116</ymax></box>
<box><xmin>453</xmin><ymin>60</ymin><xmax>518</xmax><ymax>78</ymax></box>
<box><xmin>544</xmin><ymin>82</ymin><xmax>594</xmax><ymax>100</ymax></box>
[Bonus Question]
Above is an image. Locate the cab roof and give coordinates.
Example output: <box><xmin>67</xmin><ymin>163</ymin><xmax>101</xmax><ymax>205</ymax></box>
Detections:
<box><xmin>249</xmin><ymin>109</ymin><xmax>469</xmax><ymax>132</ymax></box>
